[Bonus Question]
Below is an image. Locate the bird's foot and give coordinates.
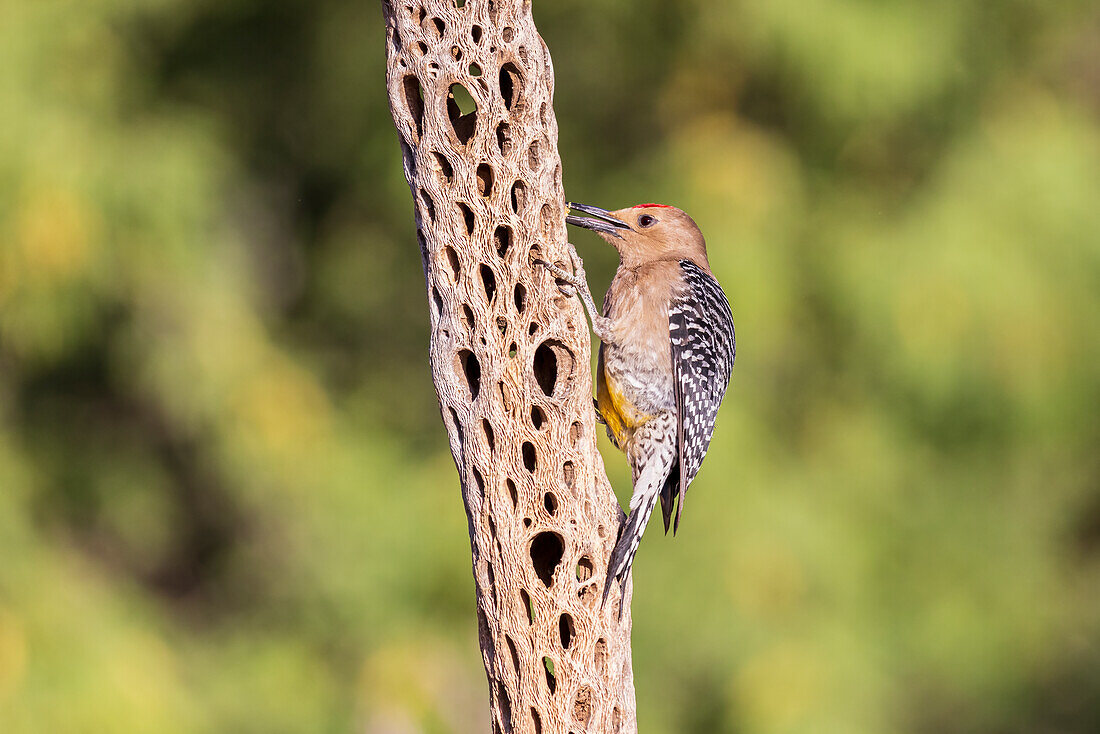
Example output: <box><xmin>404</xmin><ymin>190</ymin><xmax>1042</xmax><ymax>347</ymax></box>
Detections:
<box><xmin>533</xmin><ymin>258</ymin><xmax>580</xmax><ymax>298</ymax></box>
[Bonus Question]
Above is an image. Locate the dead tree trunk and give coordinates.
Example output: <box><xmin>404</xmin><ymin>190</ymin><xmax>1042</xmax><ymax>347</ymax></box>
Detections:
<box><xmin>381</xmin><ymin>1</ymin><xmax>637</xmax><ymax>732</ymax></box>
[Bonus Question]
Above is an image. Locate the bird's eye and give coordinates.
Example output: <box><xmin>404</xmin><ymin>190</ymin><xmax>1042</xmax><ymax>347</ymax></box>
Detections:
<box><xmin>638</xmin><ymin>214</ymin><xmax>656</xmax><ymax>228</ymax></box>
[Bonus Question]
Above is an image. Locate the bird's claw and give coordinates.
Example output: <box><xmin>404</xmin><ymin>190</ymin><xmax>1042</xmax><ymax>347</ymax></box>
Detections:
<box><xmin>534</xmin><ymin>257</ymin><xmax>579</xmax><ymax>297</ymax></box>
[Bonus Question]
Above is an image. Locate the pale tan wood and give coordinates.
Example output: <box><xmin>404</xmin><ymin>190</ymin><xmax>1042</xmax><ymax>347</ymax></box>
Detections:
<box><xmin>380</xmin><ymin>1</ymin><xmax>638</xmax><ymax>732</ymax></box>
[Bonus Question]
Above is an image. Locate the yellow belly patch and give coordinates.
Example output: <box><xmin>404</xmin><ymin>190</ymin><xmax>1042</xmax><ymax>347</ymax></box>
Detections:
<box><xmin>597</xmin><ymin>369</ymin><xmax>652</xmax><ymax>449</ymax></box>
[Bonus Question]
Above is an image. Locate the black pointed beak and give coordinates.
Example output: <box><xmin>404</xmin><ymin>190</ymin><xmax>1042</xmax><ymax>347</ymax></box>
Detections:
<box><xmin>566</xmin><ymin>202</ymin><xmax>629</xmax><ymax>238</ymax></box>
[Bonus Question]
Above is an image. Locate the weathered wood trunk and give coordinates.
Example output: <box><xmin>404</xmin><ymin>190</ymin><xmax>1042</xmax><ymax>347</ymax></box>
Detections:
<box><xmin>380</xmin><ymin>1</ymin><xmax>637</xmax><ymax>732</ymax></box>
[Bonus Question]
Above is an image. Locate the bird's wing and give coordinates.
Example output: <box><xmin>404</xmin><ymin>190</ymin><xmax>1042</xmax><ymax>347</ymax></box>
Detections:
<box><xmin>667</xmin><ymin>260</ymin><xmax>736</xmax><ymax>532</ymax></box>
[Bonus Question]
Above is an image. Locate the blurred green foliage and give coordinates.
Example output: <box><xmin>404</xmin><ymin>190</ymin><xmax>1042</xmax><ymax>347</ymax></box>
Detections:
<box><xmin>2</xmin><ymin>0</ymin><xmax>1100</xmax><ymax>732</ymax></box>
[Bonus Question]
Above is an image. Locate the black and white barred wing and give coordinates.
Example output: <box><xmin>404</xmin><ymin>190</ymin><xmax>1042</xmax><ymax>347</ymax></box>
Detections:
<box><xmin>665</xmin><ymin>260</ymin><xmax>736</xmax><ymax>529</ymax></box>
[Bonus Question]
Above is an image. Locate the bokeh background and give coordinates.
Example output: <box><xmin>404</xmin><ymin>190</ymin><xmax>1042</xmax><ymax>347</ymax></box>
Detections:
<box><xmin>3</xmin><ymin>0</ymin><xmax>1100</xmax><ymax>732</ymax></box>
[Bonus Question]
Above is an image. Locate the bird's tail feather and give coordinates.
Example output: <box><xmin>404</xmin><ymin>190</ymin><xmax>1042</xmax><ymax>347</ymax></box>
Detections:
<box><xmin>659</xmin><ymin>463</ymin><xmax>680</xmax><ymax>535</ymax></box>
<box><xmin>601</xmin><ymin>490</ymin><xmax>660</xmax><ymax>615</ymax></box>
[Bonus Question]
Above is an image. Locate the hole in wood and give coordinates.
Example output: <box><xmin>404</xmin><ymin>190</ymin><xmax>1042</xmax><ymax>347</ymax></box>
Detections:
<box><xmin>472</xmin><ymin>466</ymin><xmax>485</xmax><ymax>497</ymax></box>
<box><xmin>499</xmin><ymin>62</ymin><xmax>521</xmax><ymax>110</ymax></box>
<box><xmin>469</xmin><ymin>63</ymin><xmax>481</xmax><ymax>77</ymax></box>
<box><xmin>530</xmin><ymin>405</ymin><xmax>545</xmax><ymax>430</ymax></box>
<box><xmin>443</xmin><ymin>245</ymin><xmax>460</xmax><ymax>280</ymax></box>
<box><xmin>562</xmin><ymin>461</ymin><xmax>575</xmax><ymax>492</ymax></box>
<box><xmin>482</xmin><ymin>420</ymin><xmax>495</xmax><ymax>452</ymax></box>
<box><xmin>527</xmin><ymin>140</ymin><xmax>540</xmax><ymax>171</ymax></box>
<box><xmin>447</xmin><ymin>83</ymin><xmax>477</xmax><ymax>145</ymax></box>
<box><xmin>530</xmin><ymin>531</ymin><xmax>563</xmax><ymax>586</ymax></box>
<box><xmin>595</xmin><ymin>638</ymin><xmax>608</xmax><ymax>675</ymax></box>
<box><xmin>402</xmin><ymin>75</ymin><xmax>424</xmax><ymax>139</ymax></box>
<box><xmin>521</xmin><ymin>589</ymin><xmax>533</xmax><ymax>624</ymax></box>
<box><xmin>541</xmin><ymin>203</ymin><xmax>554</xmax><ymax>232</ymax></box>
<box><xmin>578</xmin><ymin>583</ymin><xmax>597</xmax><ymax>606</ymax></box>
<box><xmin>419</xmin><ymin>188</ymin><xmax>435</xmax><ymax>221</ymax></box>
<box><xmin>456</xmin><ymin>349</ymin><xmax>480</xmax><ymax>400</ymax></box>
<box><xmin>542</xmin><ymin>656</ymin><xmax>556</xmax><ymax>694</ymax></box>
<box><xmin>506</xmin><ymin>478</ymin><xmax>517</xmax><ymax>507</ymax></box>
<box><xmin>576</xmin><ymin>556</ymin><xmax>593</xmax><ymax>582</ymax></box>
<box><xmin>471</xmin><ymin>25</ymin><xmax>482</xmax><ymax>43</ymax></box>
<box><xmin>477</xmin><ymin>163</ymin><xmax>494</xmax><ymax>198</ymax></box>
<box><xmin>522</xmin><ymin>441</ymin><xmax>537</xmax><ymax>472</ymax></box>
<box><xmin>528</xmin><ymin>322</ymin><xmax>539</xmax><ymax>336</ymax></box>
<box><xmin>430</xmin><ymin>17</ymin><xmax>445</xmax><ymax>38</ymax></box>
<box><xmin>496</xmin><ymin>122</ymin><xmax>511</xmax><ymax>156</ymax></box>
<box><xmin>510</xmin><ymin>180</ymin><xmax>526</xmax><ymax>213</ymax></box>
<box><xmin>431</xmin><ymin>287</ymin><xmax>443</xmax><ymax>318</ymax></box>
<box><xmin>534</xmin><ymin>339</ymin><xmax>574</xmax><ymax>397</ymax></box>
<box><xmin>524</xmin><ymin>517</ymin><xmax>532</xmax><ymax>528</ymax></box>
<box><xmin>461</xmin><ymin>303</ymin><xmax>475</xmax><ymax>330</ymax></box>
<box><xmin>432</xmin><ymin>152</ymin><xmax>454</xmax><ymax>183</ymax></box>
<box><xmin>512</xmin><ymin>281</ymin><xmax>525</xmax><ymax>311</ymax></box>
<box><xmin>543</xmin><ymin>491</ymin><xmax>557</xmax><ymax>515</ymax></box>
<box><xmin>506</xmin><ymin>635</ymin><xmax>520</xmax><ymax>676</ymax></box>
<box><xmin>496</xmin><ymin>226</ymin><xmax>513</xmax><ymax>258</ymax></box>
<box><xmin>480</xmin><ymin>264</ymin><xmax>497</xmax><ymax>303</ymax></box>
<box><xmin>559</xmin><ymin>612</ymin><xmax>575</xmax><ymax>650</ymax></box>
<box><xmin>497</xmin><ymin>681</ymin><xmax>513</xmax><ymax>733</ymax></box>
<box><xmin>531</xmin><ymin>708</ymin><xmax>542</xmax><ymax>734</ymax></box>
<box><xmin>496</xmin><ymin>316</ymin><xmax>508</xmax><ymax>335</ymax></box>
<box><xmin>457</xmin><ymin>202</ymin><xmax>475</xmax><ymax>235</ymax></box>
<box><xmin>573</xmin><ymin>686</ymin><xmax>592</xmax><ymax>724</ymax></box>
<box><xmin>455</xmin><ymin>0</ymin><xmax>466</xmax><ymax>7</ymax></box>
<box><xmin>417</xmin><ymin>41</ymin><xmax>428</xmax><ymax>56</ymax></box>
<box><xmin>502</xmin><ymin>26</ymin><xmax>515</xmax><ymax>42</ymax></box>
<box><xmin>451</xmin><ymin>45</ymin><xmax>462</xmax><ymax>61</ymax></box>
<box><xmin>448</xmin><ymin>407</ymin><xmax>464</xmax><ymax>445</ymax></box>
<box><xmin>612</xmin><ymin>706</ymin><xmax>622</xmax><ymax>732</ymax></box>
<box><xmin>508</xmin><ymin>343</ymin><xmax>517</xmax><ymax>358</ymax></box>
<box><xmin>569</xmin><ymin>422</ymin><xmax>581</xmax><ymax>443</ymax></box>
<box><xmin>416</xmin><ymin>228</ymin><xmax>427</xmax><ymax>259</ymax></box>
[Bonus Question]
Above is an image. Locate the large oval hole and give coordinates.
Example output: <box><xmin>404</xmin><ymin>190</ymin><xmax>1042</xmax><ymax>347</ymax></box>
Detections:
<box><xmin>522</xmin><ymin>441</ymin><xmax>537</xmax><ymax>472</ymax></box>
<box><xmin>456</xmin><ymin>202</ymin><xmax>475</xmax><ymax>235</ymax></box>
<box><xmin>559</xmin><ymin>613</ymin><xmax>574</xmax><ymax>650</ymax></box>
<box><xmin>432</xmin><ymin>152</ymin><xmax>454</xmax><ymax>183</ymax></box>
<box><xmin>499</xmin><ymin>62</ymin><xmax>522</xmax><ymax>111</ymax></box>
<box><xmin>447</xmin><ymin>83</ymin><xmax>477</xmax><ymax>145</ymax></box>
<box><xmin>496</xmin><ymin>121</ymin><xmax>511</xmax><ymax>156</ymax></box>
<box><xmin>496</xmin><ymin>225</ymin><xmax>513</xmax><ymax>258</ymax></box>
<box><xmin>480</xmin><ymin>264</ymin><xmax>497</xmax><ymax>304</ymax></box>
<box><xmin>542</xmin><ymin>656</ymin><xmax>556</xmax><ymax>693</ymax></box>
<box><xmin>533</xmin><ymin>340</ymin><xmax>574</xmax><ymax>397</ymax></box>
<box><xmin>510</xmin><ymin>180</ymin><xmax>526</xmax><ymax>214</ymax></box>
<box><xmin>476</xmin><ymin>163</ymin><xmax>494</xmax><ymax>198</ymax></box>
<box><xmin>530</xmin><ymin>531</ymin><xmax>564</xmax><ymax>587</ymax></box>
<box><xmin>402</xmin><ymin>75</ymin><xmax>424</xmax><ymax>139</ymax></box>
<box><xmin>456</xmin><ymin>349</ymin><xmax>481</xmax><ymax>400</ymax></box>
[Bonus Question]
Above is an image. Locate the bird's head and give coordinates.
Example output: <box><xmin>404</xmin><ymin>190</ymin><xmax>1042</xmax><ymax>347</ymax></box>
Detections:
<box><xmin>565</xmin><ymin>202</ymin><xmax>709</xmax><ymax>270</ymax></box>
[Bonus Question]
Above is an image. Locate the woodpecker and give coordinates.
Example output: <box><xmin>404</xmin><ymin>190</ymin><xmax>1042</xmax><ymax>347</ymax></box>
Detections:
<box><xmin>535</xmin><ymin>202</ymin><xmax>736</xmax><ymax>613</ymax></box>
